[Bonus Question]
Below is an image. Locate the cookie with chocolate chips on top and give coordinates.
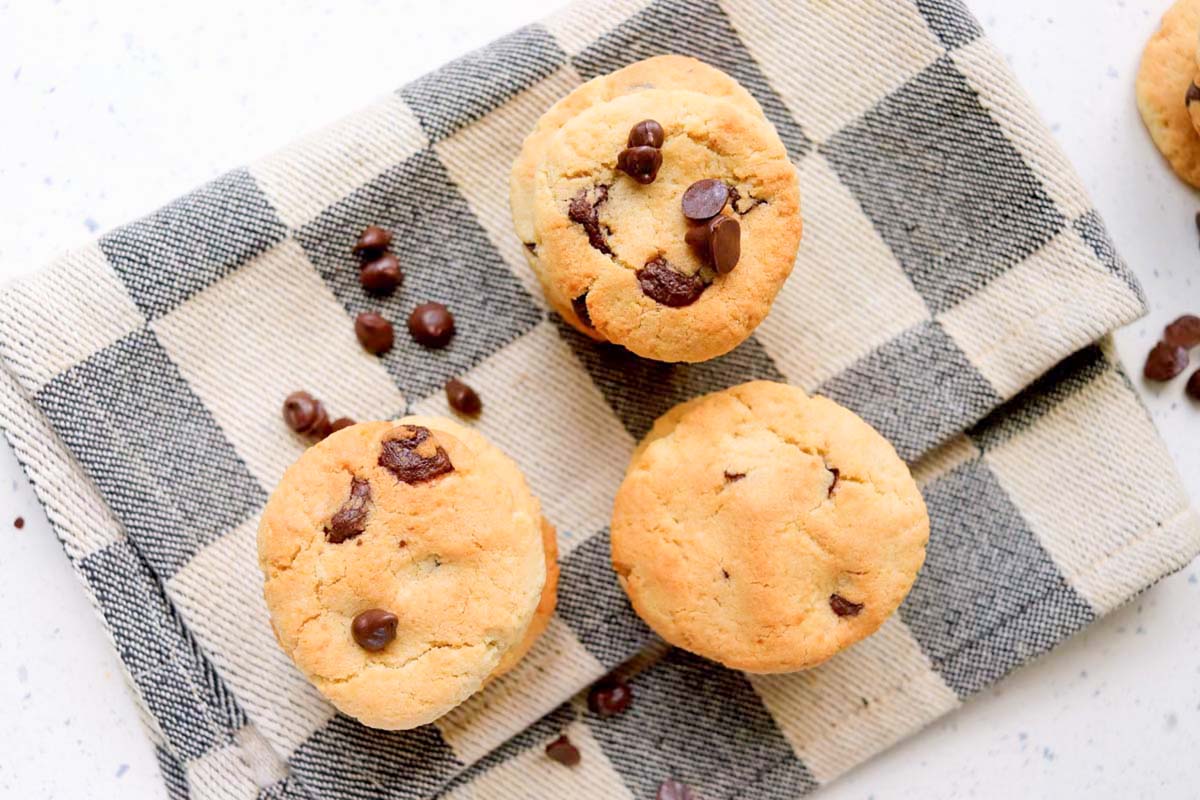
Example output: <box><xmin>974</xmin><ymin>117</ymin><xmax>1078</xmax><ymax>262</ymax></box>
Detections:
<box><xmin>257</xmin><ymin>417</ymin><xmax>548</xmax><ymax>729</ymax></box>
<box><xmin>610</xmin><ymin>381</ymin><xmax>928</xmax><ymax>673</ymax></box>
<box><xmin>531</xmin><ymin>89</ymin><xmax>801</xmax><ymax>363</ymax></box>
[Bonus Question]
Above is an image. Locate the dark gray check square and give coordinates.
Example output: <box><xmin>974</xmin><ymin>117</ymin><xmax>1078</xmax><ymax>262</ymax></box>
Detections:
<box><xmin>821</xmin><ymin>56</ymin><xmax>1065</xmax><ymax>315</ymax></box>
<box><xmin>558</xmin><ymin>323</ymin><xmax>785</xmax><ymax>442</ymax></box>
<box><xmin>155</xmin><ymin>746</ymin><xmax>190</xmax><ymax>800</ymax></box>
<box><xmin>295</xmin><ymin>148</ymin><xmax>543</xmax><ymax>400</ymax></box>
<box><xmin>587</xmin><ymin>648</ymin><xmax>817</xmax><ymax>799</ymax></box>
<box><xmin>289</xmin><ymin>715</ymin><xmax>461</xmax><ymax>800</ymax></box>
<box><xmin>571</xmin><ymin>0</ymin><xmax>812</xmax><ymax>162</ymax></box>
<box><xmin>818</xmin><ymin>320</ymin><xmax>1000</xmax><ymax>462</ymax></box>
<box><xmin>900</xmin><ymin>459</ymin><xmax>1094</xmax><ymax>696</ymax></box>
<box><xmin>915</xmin><ymin>0</ymin><xmax>983</xmax><ymax>49</ymax></box>
<box><xmin>401</xmin><ymin>24</ymin><xmax>566</xmax><ymax>142</ymax></box>
<box><xmin>100</xmin><ymin>169</ymin><xmax>287</xmax><ymax>320</ymax></box>
<box><xmin>36</xmin><ymin>329</ymin><xmax>266</xmax><ymax>577</ymax></box>
<box><xmin>556</xmin><ymin>529</ymin><xmax>654</xmax><ymax>669</ymax></box>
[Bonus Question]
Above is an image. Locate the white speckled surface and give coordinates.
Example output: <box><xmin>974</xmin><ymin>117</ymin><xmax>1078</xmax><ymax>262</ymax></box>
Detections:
<box><xmin>1</xmin><ymin>2</ymin><xmax>1197</xmax><ymax>798</ymax></box>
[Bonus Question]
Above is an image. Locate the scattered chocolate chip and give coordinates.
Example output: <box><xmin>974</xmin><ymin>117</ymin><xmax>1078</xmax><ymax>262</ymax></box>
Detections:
<box><xmin>545</xmin><ymin>735</ymin><xmax>581</xmax><ymax>766</ymax></box>
<box><xmin>681</xmin><ymin>179</ymin><xmax>730</xmax><ymax>221</ymax></box>
<box><xmin>352</xmin><ymin>225</ymin><xmax>392</xmax><ymax>257</ymax></box>
<box><xmin>1188</xmin><ymin>370</ymin><xmax>1200</xmax><ymax>400</ymax></box>
<box><xmin>325</xmin><ymin>477</ymin><xmax>371</xmax><ymax>543</ymax></box>
<box><xmin>827</xmin><ymin>466</ymin><xmax>840</xmax><ymax>498</ymax></box>
<box><xmin>723</xmin><ymin>471</ymin><xmax>745</xmax><ymax>483</ymax></box>
<box><xmin>378</xmin><ymin>425</ymin><xmax>454</xmax><ymax>484</ymax></box>
<box><xmin>445</xmin><ymin>378</ymin><xmax>482</xmax><ymax>416</ymax></box>
<box><xmin>1195</xmin><ymin>211</ymin><xmax>1200</xmax><ymax>240</ymax></box>
<box><xmin>617</xmin><ymin>145</ymin><xmax>663</xmax><ymax>184</ymax></box>
<box><xmin>830</xmin><ymin>594</ymin><xmax>864</xmax><ymax>617</ymax></box>
<box><xmin>568</xmin><ymin>186</ymin><xmax>613</xmax><ymax>255</ymax></box>
<box><xmin>657</xmin><ymin>779</ymin><xmax>699</xmax><ymax>800</ymax></box>
<box><xmin>355</xmin><ymin>312</ymin><xmax>395</xmax><ymax>355</ymax></box>
<box><xmin>628</xmin><ymin>119</ymin><xmax>664</xmax><ymax>148</ymax></box>
<box><xmin>636</xmin><ymin>258</ymin><xmax>706</xmax><ymax>307</ymax></box>
<box><xmin>360</xmin><ymin>253</ymin><xmax>402</xmax><ymax>293</ymax></box>
<box><xmin>351</xmin><ymin>608</ymin><xmax>398</xmax><ymax>651</ymax></box>
<box><xmin>1188</xmin><ymin>83</ymin><xmax>1200</xmax><ymax>105</ymax></box>
<box><xmin>1164</xmin><ymin>314</ymin><xmax>1200</xmax><ymax>349</ymax></box>
<box><xmin>572</xmin><ymin>293</ymin><xmax>594</xmax><ymax>328</ymax></box>
<box><xmin>407</xmin><ymin>302</ymin><xmax>456</xmax><ymax>348</ymax></box>
<box><xmin>282</xmin><ymin>391</ymin><xmax>332</xmax><ymax>439</ymax></box>
<box><xmin>1144</xmin><ymin>341</ymin><xmax>1189</xmax><ymax>382</ymax></box>
<box><xmin>587</xmin><ymin>675</ymin><xmax>632</xmax><ymax>718</ymax></box>
<box><xmin>330</xmin><ymin>417</ymin><xmax>356</xmax><ymax>433</ymax></box>
<box><xmin>728</xmin><ymin>186</ymin><xmax>767</xmax><ymax>215</ymax></box>
<box><xmin>13</xmin><ymin>516</ymin><xmax>24</xmax><ymax>530</ymax></box>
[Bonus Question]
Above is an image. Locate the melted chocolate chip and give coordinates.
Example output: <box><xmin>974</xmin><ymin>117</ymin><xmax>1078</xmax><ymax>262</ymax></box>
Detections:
<box><xmin>1144</xmin><ymin>341</ymin><xmax>1189</xmax><ymax>382</ymax></box>
<box><xmin>830</xmin><ymin>594</ymin><xmax>864</xmax><ymax>617</ymax></box>
<box><xmin>545</xmin><ymin>735</ymin><xmax>582</xmax><ymax>766</ymax></box>
<box><xmin>587</xmin><ymin>675</ymin><xmax>632</xmax><ymax>718</ymax></box>
<box><xmin>282</xmin><ymin>391</ymin><xmax>332</xmax><ymax>439</ymax></box>
<box><xmin>628</xmin><ymin>119</ymin><xmax>664</xmax><ymax>148</ymax></box>
<box><xmin>445</xmin><ymin>378</ymin><xmax>482</xmax><ymax>416</ymax></box>
<box><xmin>827</xmin><ymin>466</ymin><xmax>840</xmax><ymax>497</ymax></box>
<box><xmin>352</xmin><ymin>225</ymin><xmax>392</xmax><ymax>257</ymax></box>
<box><xmin>636</xmin><ymin>258</ymin><xmax>706</xmax><ymax>307</ymax></box>
<box><xmin>572</xmin><ymin>293</ymin><xmax>594</xmax><ymax>328</ymax></box>
<box><xmin>657</xmin><ymin>779</ymin><xmax>699</xmax><ymax>800</ymax></box>
<box><xmin>408</xmin><ymin>302</ymin><xmax>456</xmax><ymax>348</ymax></box>
<box><xmin>681</xmin><ymin>179</ymin><xmax>730</xmax><ymax>221</ymax></box>
<box><xmin>378</xmin><ymin>425</ymin><xmax>454</xmax><ymax>484</ymax></box>
<box><xmin>1164</xmin><ymin>314</ymin><xmax>1200</xmax><ymax>349</ymax></box>
<box><xmin>355</xmin><ymin>311</ymin><xmax>395</xmax><ymax>355</ymax></box>
<box><xmin>360</xmin><ymin>253</ymin><xmax>402</xmax><ymax>293</ymax></box>
<box><xmin>1188</xmin><ymin>370</ymin><xmax>1200</xmax><ymax>400</ymax></box>
<box><xmin>325</xmin><ymin>477</ymin><xmax>371</xmax><ymax>543</ymax></box>
<box><xmin>723</xmin><ymin>470</ymin><xmax>745</xmax><ymax>483</ymax></box>
<box><xmin>524</xmin><ymin>241</ymin><xmax>537</xmax><ymax>254</ymax></box>
<box><xmin>728</xmin><ymin>186</ymin><xmax>767</xmax><ymax>215</ymax></box>
<box><xmin>351</xmin><ymin>608</ymin><xmax>398</xmax><ymax>651</ymax></box>
<box><xmin>1188</xmin><ymin>83</ymin><xmax>1200</xmax><ymax>105</ymax></box>
<box><xmin>617</xmin><ymin>145</ymin><xmax>662</xmax><ymax>184</ymax></box>
<box><xmin>568</xmin><ymin>186</ymin><xmax>613</xmax><ymax>255</ymax></box>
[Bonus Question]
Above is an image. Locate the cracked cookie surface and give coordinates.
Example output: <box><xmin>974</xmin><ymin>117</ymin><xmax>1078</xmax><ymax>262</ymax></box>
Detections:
<box><xmin>531</xmin><ymin>89</ymin><xmax>801</xmax><ymax>363</ymax></box>
<box><xmin>610</xmin><ymin>381</ymin><xmax>928</xmax><ymax>673</ymax></box>
<box><xmin>1137</xmin><ymin>0</ymin><xmax>1200</xmax><ymax>186</ymax></box>
<box><xmin>258</xmin><ymin>417</ymin><xmax>546</xmax><ymax>729</ymax></box>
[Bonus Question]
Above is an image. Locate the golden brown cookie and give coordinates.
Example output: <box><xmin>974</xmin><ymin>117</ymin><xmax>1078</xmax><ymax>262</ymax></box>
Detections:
<box><xmin>610</xmin><ymin>382</ymin><xmax>929</xmax><ymax>673</ymax></box>
<box><xmin>531</xmin><ymin>90</ymin><xmax>802</xmax><ymax>363</ymax></box>
<box><xmin>1137</xmin><ymin>0</ymin><xmax>1200</xmax><ymax>186</ymax></box>
<box><xmin>258</xmin><ymin>418</ymin><xmax>546</xmax><ymax>729</ymax></box>
<box><xmin>490</xmin><ymin>517</ymin><xmax>559</xmax><ymax>679</ymax></box>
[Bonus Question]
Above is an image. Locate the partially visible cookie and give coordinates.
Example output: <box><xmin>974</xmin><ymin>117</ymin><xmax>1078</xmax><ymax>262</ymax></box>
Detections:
<box><xmin>531</xmin><ymin>90</ymin><xmax>802</xmax><ymax>363</ymax></box>
<box><xmin>490</xmin><ymin>517</ymin><xmax>559</xmax><ymax>679</ymax></box>
<box><xmin>1137</xmin><ymin>0</ymin><xmax>1200</xmax><ymax>186</ymax></box>
<box><xmin>258</xmin><ymin>418</ymin><xmax>546</xmax><ymax>730</ymax></box>
<box><xmin>610</xmin><ymin>381</ymin><xmax>929</xmax><ymax>673</ymax></box>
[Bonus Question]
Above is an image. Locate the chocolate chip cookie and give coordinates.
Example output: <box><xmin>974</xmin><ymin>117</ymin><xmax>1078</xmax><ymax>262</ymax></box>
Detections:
<box><xmin>530</xmin><ymin>89</ymin><xmax>802</xmax><ymax>362</ymax></box>
<box><xmin>610</xmin><ymin>382</ymin><xmax>929</xmax><ymax>673</ymax></box>
<box><xmin>1137</xmin><ymin>0</ymin><xmax>1200</xmax><ymax>186</ymax></box>
<box><xmin>258</xmin><ymin>418</ymin><xmax>547</xmax><ymax>729</ymax></box>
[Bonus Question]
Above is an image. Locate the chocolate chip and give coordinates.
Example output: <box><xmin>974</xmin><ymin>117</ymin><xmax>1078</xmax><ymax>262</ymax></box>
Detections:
<box><xmin>681</xmin><ymin>179</ymin><xmax>730</xmax><ymax>221</ymax></box>
<box><xmin>617</xmin><ymin>145</ymin><xmax>663</xmax><ymax>184</ymax></box>
<box><xmin>657</xmin><ymin>779</ymin><xmax>699</xmax><ymax>800</ymax></box>
<box><xmin>524</xmin><ymin>241</ymin><xmax>537</xmax><ymax>254</ymax></box>
<box><xmin>407</xmin><ymin>302</ymin><xmax>456</xmax><ymax>348</ymax></box>
<box><xmin>830</xmin><ymin>594</ymin><xmax>864</xmax><ymax>617</ymax></box>
<box><xmin>723</xmin><ymin>471</ymin><xmax>745</xmax><ymax>483</ymax></box>
<box><xmin>827</xmin><ymin>466</ymin><xmax>840</xmax><ymax>497</ymax></box>
<box><xmin>325</xmin><ymin>477</ymin><xmax>371</xmax><ymax>543</ymax></box>
<box><xmin>1164</xmin><ymin>314</ymin><xmax>1200</xmax><ymax>349</ymax></box>
<box><xmin>355</xmin><ymin>312</ymin><xmax>394</xmax><ymax>355</ymax></box>
<box><xmin>360</xmin><ymin>253</ymin><xmax>402</xmax><ymax>294</ymax></box>
<box><xmin>351</xmin><ymin>608</ymin><xmax>398</xmax><ymax>651</ymax></box>
<box><xmin>282</xmin><ymin>391</ymin><xmax>332</xmax><ymax>439</ymax></box>
<box><xmin>728</xmin><ymin>186</ymin><xmax>767</xmax><ymax>215</ymax></box>
<box><xmin>1187</xmin><ymin>83</ymin><xmax>1200</xmax><ymax>105</ymax></box>
<box><xmin>587</xmin><ymin>675</ymin><xmax>632</xmax><ymax>718</ymax></box>
<box><xmin>628</xmin><ymin>119</ymin><xmax>664</xmax><ymax>148</ymax></box>
<box><xmin>352</xmin><ymin>225</ymin><xmax>392</xmax><ymax>257</ymax></box>
<box><xmin>330</xmin><ymin>417</ymin><xmax>355</xmax><ymax>433</ymax></box>
<box><xmin>545</xmin><ymin>735</ymin><xmax>581</xmax><ymax>766</ymax></box>
<box><xmin>1188</xmin><ymin>370</ymin><xmax>1200</xmax><ymax>400</ymax></box>
<box><xmin>378</xmin><ymin>425</ymin><xmax>454</xmax><ymax>484</ymax></box>
<box><xmin>685</xmin><ymin>215</ymin><xmax>740</xmax><ymax>274</ymax></box>
<box><xmin>568</xmin><ymin>186</ymin><xmax>612</xmax><ymax>255</ymax></box>
<box><xmin>1144</xmin><ymin>341</ymin><xmax>1189</xmax><ymax>382</ymax></box>
<box><xmin>572</xmin><ymin>293</ymin><xmax>594</xmax><ymax>327</ymax></box>
<box><xmin>636</xmin><ymin>258</ymin><xmax>706</xmax><ymax>307</ymax></box>
<box><xmin>13</xmin><ymin>516</ymin><xmax>24</xmax><ymax>530</ymax></box>
<box><xmin>445</xmin><ymin>378</ymin><xmax>482</xmax><ymax>416</ymax></box>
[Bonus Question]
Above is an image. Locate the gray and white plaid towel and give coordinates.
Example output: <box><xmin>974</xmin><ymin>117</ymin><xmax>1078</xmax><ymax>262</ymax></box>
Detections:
<box><xmin>1</xmin><ymin>0</ymin><xmax>1197</xmax><ymax>797</ymax></box>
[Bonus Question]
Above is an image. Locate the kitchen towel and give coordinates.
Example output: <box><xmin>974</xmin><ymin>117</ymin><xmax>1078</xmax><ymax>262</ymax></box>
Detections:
<box><xmin>1</xmin><ymin>0</ymin><xmax>1197</xmax><ymax>798</ymax></box>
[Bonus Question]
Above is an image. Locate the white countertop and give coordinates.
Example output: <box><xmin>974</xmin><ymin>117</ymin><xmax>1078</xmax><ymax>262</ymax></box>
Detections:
<box><xmin>1</xmin><ymin>2</ymin><xmax>1197</xmax><ymax>798</ymax></box>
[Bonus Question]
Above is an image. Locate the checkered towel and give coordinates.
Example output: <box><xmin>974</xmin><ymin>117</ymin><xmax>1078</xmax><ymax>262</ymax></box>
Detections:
<box><xmin>1</xmin><ymin>0</ymin><xmax>1196</xmax><ymax>797</ymax></box>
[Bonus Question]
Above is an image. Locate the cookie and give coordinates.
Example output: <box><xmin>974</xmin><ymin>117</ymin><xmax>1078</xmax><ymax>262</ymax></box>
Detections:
<box><xmin>490</xmin><ymin>517</ymin><xmax>559</xmax><ymax>679</ymax></box>
<box><xmin>509</xmin><ymin>55</ymin><xmax>765</xmax><ymax>337</ymax></box>
<box><xmin>1137</xmin><ymin>0</ymin><xmax>1200</xmax><ymax>186</ymax></box>
<box><xmin>258</xmin><ymin>418</ymin><xmax>546</xmax><ymax>729</ymax></box>
<box><xmin>1189</xmin><ymin>33</ymin><xmax>1200</xmax><ymax>134</ymax></box>
<box><xmin>610</xmin><ymin>381</ymin><xmax>929</xmax><ymax>673</ymax></box>
<box><xmin>531</xmin><ymin>90</ymin><xmax>802</xmax><ymax>363</ymax></box>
